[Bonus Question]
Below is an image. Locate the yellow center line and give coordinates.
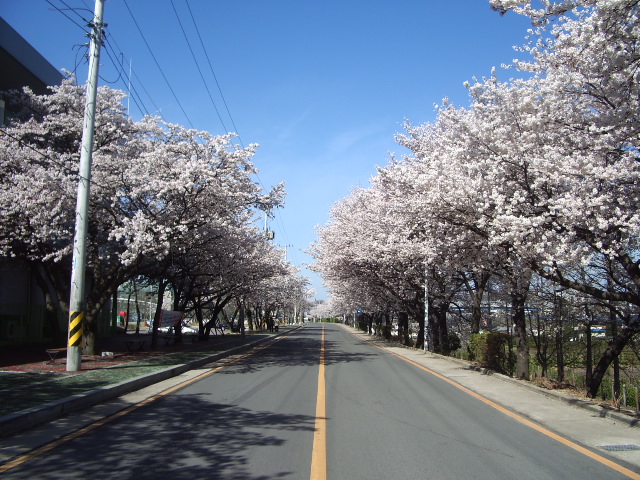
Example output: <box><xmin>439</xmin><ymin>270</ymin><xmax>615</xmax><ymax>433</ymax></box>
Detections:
<box><xmin>0</xmin><ymin>330</ymin><xmax>301</xmax><ymax>474</ymax></box>
<box><xmin>352</xmin><ymin>329</ymin><xmax>640</xmax><ymax>480</ymax></box>
<box><xmin>310</xmin><ymin>324</ymin><xmax>327</xmax><ymax>480</ymax></box>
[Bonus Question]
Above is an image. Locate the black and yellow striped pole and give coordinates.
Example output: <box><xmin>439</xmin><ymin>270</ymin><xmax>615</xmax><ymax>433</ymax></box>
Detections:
<box><xmin>67</xmin><ymin>311</ymin><xmax>83</xmax><ymax>368</ymax></box>
<box><xmin>66</xmin><ymin>0</ymin><xmax>104</xmax><ymax>371</ymax></box>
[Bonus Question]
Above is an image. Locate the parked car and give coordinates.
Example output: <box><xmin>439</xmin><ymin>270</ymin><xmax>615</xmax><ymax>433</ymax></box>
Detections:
<box><xmin>181</xmin><ymin>322</ymin><xmax>198</xmax><ymax>334</ymax></box>
<box><xmin>147</xmin><ymin>320</ymin><xmax>198</xmax><ymax>335</ymax></box>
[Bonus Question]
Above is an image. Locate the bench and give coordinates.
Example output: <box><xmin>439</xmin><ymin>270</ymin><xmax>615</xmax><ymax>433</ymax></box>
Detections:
<box><xmin>45</xmin><ymin>347</ymin><xmax>67</xmax><ymax>364</ymax></box>
<box><xmin>123</xmin><ymin>339</ymin><xmax>146</xmax><ymax>352</ymax></box>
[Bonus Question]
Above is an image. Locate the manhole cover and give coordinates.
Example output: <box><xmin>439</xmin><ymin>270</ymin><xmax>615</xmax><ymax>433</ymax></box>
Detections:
<box><xmin>599</xmin><ymin>444</ymin><xmax>640</xmax><ymax>452</ymax></box>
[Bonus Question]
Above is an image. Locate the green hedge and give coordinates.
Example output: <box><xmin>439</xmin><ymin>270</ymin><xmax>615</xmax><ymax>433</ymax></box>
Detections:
<box><xmin>469</xmin><ymin>332</ymin><xmax>515</xmax><ymax>375</ymax></box>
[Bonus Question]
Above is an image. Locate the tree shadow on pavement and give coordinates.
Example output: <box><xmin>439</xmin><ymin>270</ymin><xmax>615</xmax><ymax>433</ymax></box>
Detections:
<box><xmin>4</xmin><ymin>394</ymin><xmax>316</xmax><ymax>480</ymax></box>
<box><xmin>215</xmin><ymin>327</ymin><xmax>379</xmax><ymax>376</ymax></box>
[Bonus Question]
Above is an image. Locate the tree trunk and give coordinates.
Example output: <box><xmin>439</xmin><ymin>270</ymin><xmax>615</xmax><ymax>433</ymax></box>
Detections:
<box><xmin>134</xmin><ymin>278</ymin><xmax>142</xmax><ymax>335</ymax></box>
<box><xmin>465</xmin><ymin>272</ymin><xmax>490</xmax><ymax>335</ymax></box>
<box><xmin>512</xmin><ymin>287</ymin><xmax>530</xmax><ymax>380</ymax></box>
<box><xmin>398</xmin><ymin>312</ymin><xmax>409</xmax><ymax>344</ymax></box>
<box><xmin>202</xmin><ymin>295</ymin><xmax>233</xmax><ymax>340</ymax></box>
<box><xmin>83</xmin><ymin>309</ymin><xmax>99</xmax><ymax>355</ymax></box>
<box><xmin>32</xmin><ymin>264</ymin><xmax>65</xmax><ymax>345</ymax></box>
<box><xmin>585</xmin><ymin>321</ymin><xmax>593</xmax><ymax>388</ymax></box>
<box><xmin>587</xmin><ymin>323</ymin><xmax>639</xmax><ymax>398</ymax></box>
<box><xmin>151</xmin><ymin>279</ymin><xmax>167</xmax><ymax>349</ymax></box>
<box><xmin>428</xmin><ymin>303</ymin><xmax>451</xmax><ymax>354</ymax></box>
<box><xmin>556</xmin><ymin>326</ymin><xmax>564</xmax><ymax>383</ymax></box>
<box><xmin>246</xmin><ymin>308</ymin><xmax>254</xmax><ymax>330</ymax></box>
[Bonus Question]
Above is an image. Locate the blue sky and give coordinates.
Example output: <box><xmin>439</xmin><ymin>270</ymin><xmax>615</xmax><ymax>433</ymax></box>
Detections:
<box><xmin>1</xmin><ymin>1</ymin><xmax>533</xmax><ymax>300</ymax></box>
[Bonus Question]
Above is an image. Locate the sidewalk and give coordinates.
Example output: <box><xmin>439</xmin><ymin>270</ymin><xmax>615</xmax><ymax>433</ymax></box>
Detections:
<box><xmin>0</xmin><ymin>328</ymin><xmax>293</xmax><ymax>438</ymax></box>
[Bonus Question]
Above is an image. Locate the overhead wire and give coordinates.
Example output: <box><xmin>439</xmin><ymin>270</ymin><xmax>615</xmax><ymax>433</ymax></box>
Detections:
<box><xmin>122</xmin><ymin>0</ymin><xmax>196</xmax><ymax>129</ymax></box>
<box><xmin>184</xmin><ymin>0</ymin><xmax>242</xmax><ymax>144</ymax></box>
<box><xmin>180</xmin><ymin>2</ymin><xmax>290</xmax><ymax>247</ymax></box>
<box><xmin>45</xmin><ymin>0</ymin><xmax>91</xmax><ymax>80</ymax></box>
<box><xmin>47</xmin><ymin>0</ymin><xmax>155</xmax><ymax>117</ymax></box>
<box><xmin>44</xmin><ymin>0</ymin><xmax>89</xmax><ymax>32</ymax></box>
<box><xmin>97</xmin><ymin>46</ymin><xmax>125</xmax><ymax>85</ymax></box>
<box><xmin>101</xmin><ymin>38</ymin><xmax>151</xmax><ymax>116</ymax></box>
<box><xmin>104</xmin><ymin>32</ymin><xmax>163</xmax><ymax>117</ymax></box>
<box><xmin>56</xmin><ymin>0</ymin><xmax>93</xmax><ymax>22</ymax></box>
<box><xmin>170</xmin><ymin>0</ymin><xmax>229</xmax><ymax>133</ymax></box>
<box><xmin>178</xmin><ymin>0</ymin><xmax>292</xmax><ymax>251</ymax></box>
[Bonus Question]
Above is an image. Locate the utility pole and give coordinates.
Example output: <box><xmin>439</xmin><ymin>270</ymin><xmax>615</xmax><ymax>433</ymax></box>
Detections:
<box><xmin>424</xmin><ymin>264</ymin><xmax>430</xmax><ymax>352</ymax></box>
<box><xmin>67</xmin><ymin>0</ymin><xmax>105</xmax><ymax>371</ymax></box>
<box><xmin>283</xmin><ymin>244</ymin><xmax>292</xmax><ymax>261</ymax></box>
<box><xmin>263</xmin><ymin>210</ymin><xmax>275</xmax><ymax>240</ymax></box>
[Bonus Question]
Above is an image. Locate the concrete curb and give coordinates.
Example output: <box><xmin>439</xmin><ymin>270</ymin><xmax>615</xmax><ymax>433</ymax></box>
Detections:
<box><xmin>0</xmin><ymin>333</ymin><xmax>283</xmax><ymax>438</ymax></box>
<box><xmin>485</xmin><ymin>368</ymin><xmax>640</xmax><ymax>428</ymax></box>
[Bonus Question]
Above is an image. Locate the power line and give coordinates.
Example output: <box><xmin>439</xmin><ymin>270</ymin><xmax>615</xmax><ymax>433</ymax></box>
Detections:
<box><xmin>122</xmin><ymin>0</ymin><xmax>195</xmax><ymax>129</ymax></box>
<box><xmin>103</xmin><ymin>32</ymin><xmax>163</xmax><ymax>117</ymax></box>
<box><xmin>98</xmin><ymin>44</ymin><xmax>124</xmax><ymax>85</ymax></box>
<box><xmin>180</xmin><ymin>1</ymin><xmax>288</xmax><ymax>249</ymax></box>
<box><xmin>170</xmin><ymin>0</ymin><xmax>229</xmax><ymax>133</ymax></box>
<box><xmin>177</xmin><ymin>2</ymin><xmax>280</xmax><ymax>235</ymax></box>
<box><xmin>47</xmin><ymin>0</ymin><xmax>152</xmax><ymax>118</ymax></box>
<box><xmin>42</xmin><ymin>1</ymin><xmax>91</xmax><ymax>81</ymax></box>
<box><xmin>184</xmin><ymin>0</ymin><xmax>243</xmax><ymax>144</ymax></box>
<box><xmin>44</xmin><ymin>0</ymin><xmax>89</xmax><ymax>32</ymax></box>
<box><xmin>101</xmin><ymin>38</ymin><xmax>151</xmax><ymax>116</ymax></box>
<box><xmin>56</xmin><ymin>0</ymin><xmax>92</xmax><ymax>22</ymax></box>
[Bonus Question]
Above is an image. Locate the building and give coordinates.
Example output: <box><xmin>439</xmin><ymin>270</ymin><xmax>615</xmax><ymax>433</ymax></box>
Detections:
<box><xmin>0</xmin><ymin>17</ymin><xmax>63</xmax><ymax>94</ymax></box>
<box><xmin>0</xmin><ymin>17</ymin><xmax>64</xmax><ymax>344</ymax></box>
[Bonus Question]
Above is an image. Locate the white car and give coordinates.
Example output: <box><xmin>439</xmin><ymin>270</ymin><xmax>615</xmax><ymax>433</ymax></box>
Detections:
<box><xmin>150</xmin><ymin>321</ymin><xmax>198</xmax><ymax>335</ymax></box>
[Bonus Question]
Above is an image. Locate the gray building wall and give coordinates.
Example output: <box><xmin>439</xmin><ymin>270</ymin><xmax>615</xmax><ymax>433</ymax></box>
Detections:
<box><xmin>1</xmin><ymin>18</ymin><xmax>64</xmax><ymax>344</ymax></box>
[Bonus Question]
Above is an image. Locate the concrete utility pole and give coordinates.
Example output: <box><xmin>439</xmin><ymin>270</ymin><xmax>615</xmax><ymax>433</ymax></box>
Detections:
<box><xmin>424</xmin><ymin>264</ymin><xmax>430</xmax><ymax>352</ymax></box>
<box><xmin>67</xmin><ymin>0</ymin><xmax>105</xmax><ymax>372</ymax></box>
<box><xmin>263</xmin><ymin>210</ymin><xmax>275</xmax><ymax>240</ymax></box>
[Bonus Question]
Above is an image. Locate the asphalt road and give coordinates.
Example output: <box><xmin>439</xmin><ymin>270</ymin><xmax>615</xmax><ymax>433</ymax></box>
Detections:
<box><xmin>0</xmin><ymin>323</ymin><xmax>636</xmax><ymax>479</ymax></box>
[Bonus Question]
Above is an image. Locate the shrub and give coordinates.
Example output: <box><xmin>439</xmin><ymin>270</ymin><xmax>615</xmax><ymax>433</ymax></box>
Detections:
<box><xmin>434</xmin><ymin>333</ymin><xmax>461</xmax><ymax>355</ymax></box>
<box><xmin>381</xmin><ymin>324</ymin><xmax>392</xmax><ymax>340</ymax></box>
<box><xmin>469</xmin><ymin>332</ymin><xmax>513</xmax><ymax>375</ymax></box>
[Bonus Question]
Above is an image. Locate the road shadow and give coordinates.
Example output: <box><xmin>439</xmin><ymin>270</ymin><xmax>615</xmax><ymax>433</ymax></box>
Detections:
<box><xmin>216</xmin><ymin>324</ymin><xmax>379</xmax><ymax>375</ymax></box>
<box><xmin>5</xmin><ymin>394</ymin><xmax>316</xmax><ymax>479</ymax></box>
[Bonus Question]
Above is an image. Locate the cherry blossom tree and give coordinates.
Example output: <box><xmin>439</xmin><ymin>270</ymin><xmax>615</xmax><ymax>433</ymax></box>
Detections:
<box><xmin>243</xmin><ymin>260</ymin><xmax>311</xmax><ymax>330</ymax></box>
<box><xmin>0</xmin><ymin>80</ymin><xmax>284</xmax><ymax>354</ymax></box>
<box><xmin>311</xmin><ymin>185</ymin><xmax>429</xmax><ymax>345</ymax></box>
<box><xmin>373</xmin><ymin>154</ymin><xmax>506</xmax><ymax>353</ymax></box>
<box><xmin>485</xmin><ymin>0</ymin><xmax>640</xmax><ymax>395</ymax></box>
<box><xmin>390</xmin><ymin>0</ymin><xmax>640</xmax><ymax>389</ymax></box>
<box><xmin>314</xmin><ymin>1</ymin><xmax>640</xmax><ymax>391</ymax></box>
